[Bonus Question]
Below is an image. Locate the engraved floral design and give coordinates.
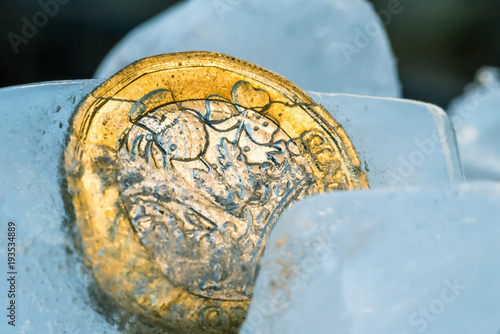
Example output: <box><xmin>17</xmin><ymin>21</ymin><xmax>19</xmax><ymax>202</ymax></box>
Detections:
<box><xmin>116</xmin><ymin>84</ymin><xmax>316</xmax><ymax>301</ymax></box>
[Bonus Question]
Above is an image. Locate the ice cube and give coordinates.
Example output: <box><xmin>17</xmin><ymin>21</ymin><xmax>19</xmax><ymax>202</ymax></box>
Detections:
<box><xmin>448</xmin><ymin>67</ymin><xmax>500</xmax><ymax>181</ymax></box>
<box><xmin>0</xmin><ymin>79</ymin><xmax>464</xmax><ymax>333</ymax></box>
<box><xmin>243</xmin><ymin>184</ymin><xmax>500</xmax><ymax>334</ymax></box>
<box><xmin>0</xmin><ymin>80</ymin><xmax>120</xmax><ymax>333</ymax></box>
<box><xmin>309</xmin><ymin>92</ymin><xmax>464</xmax><ymax>187</ymax></box>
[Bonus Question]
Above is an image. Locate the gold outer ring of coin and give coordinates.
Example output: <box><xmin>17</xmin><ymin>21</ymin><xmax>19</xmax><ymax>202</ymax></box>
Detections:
<box><xmin>65</xmin><ymin>51</ymin><xmax>369</xmax><ymax>333</ymax></box>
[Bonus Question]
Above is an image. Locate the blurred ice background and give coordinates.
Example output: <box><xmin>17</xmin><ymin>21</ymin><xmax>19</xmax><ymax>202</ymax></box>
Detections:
<box><xmin>1</xmin><ymin>0</ymin><xmax>499</xmax><ymax>108</ymax></box>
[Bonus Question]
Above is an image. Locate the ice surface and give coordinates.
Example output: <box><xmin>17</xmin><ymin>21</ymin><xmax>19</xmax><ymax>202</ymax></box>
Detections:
<box><xmin>308</xmin><ymin>92</ymin><xmax>463</xmax><ymax>187</ymax></box>
<box><xmin>0</xmin><ymin>80</ymin><xmax>122</xmax><ymax>333</ymax></box>
<box><xmin>95</xmin><ymin>0</ymin><xmax>401</xmax><ymax>98</ymax></box>
<box><xmin>242</xmin><ymin>184</ymin><xmax>500</xmax><ymax>334</ymax></box>
<box><xmin>448</xmin><ymin>67</ymin><xmax>500</xmax><ymax>181</ymax></box>
<box><xmin>0</xmin><ymin>80</ymin><xmax>464</xmax><ymax>333</ymax></box>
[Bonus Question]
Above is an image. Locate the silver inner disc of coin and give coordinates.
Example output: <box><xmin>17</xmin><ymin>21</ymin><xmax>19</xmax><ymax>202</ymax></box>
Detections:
<box><xmin>117</xmin><ymin>99</ymin><xmax>316</xmax><ymax>301</ymax></box>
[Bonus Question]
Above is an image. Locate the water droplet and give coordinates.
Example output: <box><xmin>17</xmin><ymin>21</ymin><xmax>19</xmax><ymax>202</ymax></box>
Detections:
<box><xmin>170</xmin><ymin>144</ymin><xmax>177</xmax><ymax>151</ymax></box>
<box><xmin>256</xmin><ymin>115</ymin><xmax>261</xmax><ymax>119</ymax></box>
<box><xmin>262</xmin><ymin>121</ymin><xmax>269</xmax><ymax>127</ymax></box>
<box><xmin>253</xmin><ymin>126</ymin><xmax>259</xmax><ymax>131</ymax></box>
<box><xmin>243</xmin><ymin>146</ymin><xmax>250</xmax><ymax>152</ymax></box>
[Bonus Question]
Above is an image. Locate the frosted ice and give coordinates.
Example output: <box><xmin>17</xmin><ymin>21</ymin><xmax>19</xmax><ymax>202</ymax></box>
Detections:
<box><xmin>309</xmin><ymin>92</ymin><xmax>464</xmax><ymax>187</ymax></box>
<box><xmin>0</xmin><ymin>80</ymin><xmax>122</xmax><ymax>334</ymax></box>
<box><xmin>95</xmin><ymin>0</ymin><xmax>401</xmax><ymax>98</ymax></box>
<box><xmin>0</xmin><ymin>80</ymin><xmax>464</xmax><ymax>333</ymax></box>
<box><xmin>448</xmin><ymin>67</ymin><xmax>500</xmax><ymax>181</ymax></box>
<box><xmin>242</xmin><ymin>184</ymin><xmax>500</xmax><ymax>334</ymax></box>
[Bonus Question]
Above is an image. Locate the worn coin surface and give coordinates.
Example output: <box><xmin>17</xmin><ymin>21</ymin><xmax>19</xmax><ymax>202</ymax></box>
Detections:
<box><xmin>65</xmin><ymin>52</ymin><xmax>368</xmax><ymax>333</ymax></box>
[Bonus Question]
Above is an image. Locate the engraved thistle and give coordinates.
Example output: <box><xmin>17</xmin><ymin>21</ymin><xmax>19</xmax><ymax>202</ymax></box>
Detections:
<box><xmin>117</xmin><ymin>82</ymin><xmax>317</xmax><ymax>301</ymax></box>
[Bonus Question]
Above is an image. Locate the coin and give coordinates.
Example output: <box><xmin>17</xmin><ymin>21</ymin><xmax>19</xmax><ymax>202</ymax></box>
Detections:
<box><xmin>65</xmin><ymin>52</ymin><xmax>368</xmax><ymax>333</ymax></box>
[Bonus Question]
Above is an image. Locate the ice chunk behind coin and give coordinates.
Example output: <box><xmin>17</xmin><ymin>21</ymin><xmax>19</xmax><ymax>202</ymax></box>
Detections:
<box><xmin>95</xmin><ymin>0</ymin><xmax>400</xmax><ymax>98</ymax></box>
<box><xmin>243</xmin><ymin>184</ymin><xmax>500</xmax><ymax>334</ymax></box>
<box><xmin>448</xmin><ymin>67</ymin><xmax>500</xmax><ymax>181</ymax></box>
